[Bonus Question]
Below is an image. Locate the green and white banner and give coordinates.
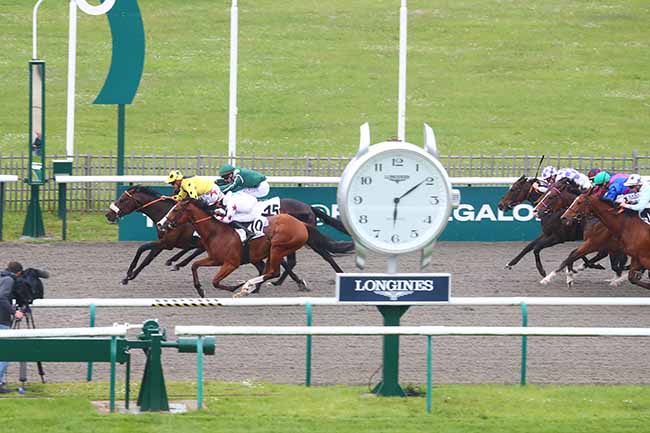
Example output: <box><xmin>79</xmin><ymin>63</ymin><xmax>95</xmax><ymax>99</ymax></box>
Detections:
<box><xmin>117</xmin><ymin>186</ymin><xmax>539</xmax><ymax>242</ymax></box>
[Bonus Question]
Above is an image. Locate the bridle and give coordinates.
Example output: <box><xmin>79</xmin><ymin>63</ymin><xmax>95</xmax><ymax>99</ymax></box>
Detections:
<box><xmin>109</xmin><ymin>189</ymin><xmax>171</xmax><ymax>217</ymax></box>
<box><xmin>534</xmin><ymin>185</ymin><xmax>563</xmax><ymax>215</ymax></box>
<box><xmin>161</xmin><ymin>201</ymin><xmax>214</xmax><ymax>231</ymax></box>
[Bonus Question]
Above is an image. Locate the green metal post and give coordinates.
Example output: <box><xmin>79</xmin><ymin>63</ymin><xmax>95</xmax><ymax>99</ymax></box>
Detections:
<box><xmin>137</xmin><ymin>320</ymin><xmax>169</xmax><ymax>411</ymax></box>
<box><xmin>520</xmin><ymin>303</ymin><xmax>528</xmax><ymax>386</ymax></box>
<box><xmin>117</xmin><ymin>104</ymin><xmax>125</xmax><ymax>190</ymax></box>
<box><xmin>125</xmin><ymin>355</ymin><xmax>131</xmax><ymax>410</ymax></box>
<box><xmin>86</xmin><ymin>303</ymin><xmax>96</xmax><ymax>381</ymax></box>
<box><xmin>197</xmin><ymin>337</ymin><xmax>204</xmax><ymax>410</ymax></box>
<box><xmin>372</xmin><ymin>305</ymin><xmax>409</xmax><ymax>397</ymax></box>
<box><xmin>305</xmin><ymin>303</ymin><xmax>312</xmax><ymax>387</ymax></box>
<box><xmin>109</xmin><ymin>336</ymin><xmax>117</xmax><ymax>413</ymax></box>
<box><xmin>0</xmin><ymin>182</ymin><xmax>4</xmax><ymax>241</ymax></box>
<box><xmin>427</xmin><ymin>335</ymin><xmax>432</xmax><ymax>414</ymax></box>
<box><xmin>22</xmin><ymin>184</ymin><xmax>45</xmax><ymax>237</ymax></box>
<box><xmin>61</xmin><ymin>184</ymin><xmax>67</xmax><ymax>240</ymax></box>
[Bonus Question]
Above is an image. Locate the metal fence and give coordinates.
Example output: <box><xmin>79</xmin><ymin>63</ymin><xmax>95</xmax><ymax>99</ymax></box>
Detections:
<box><xmin>1</xmin><ymin>152</ymin><xmax>650</xmax><ymax>211</ymax></box>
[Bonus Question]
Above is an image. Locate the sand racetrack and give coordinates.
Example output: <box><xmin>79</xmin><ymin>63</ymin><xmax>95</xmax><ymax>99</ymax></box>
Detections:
<box><xmin>2</xmin><ymin>241</ymin><xmax>650</xmax><ymax>387</ymax></box>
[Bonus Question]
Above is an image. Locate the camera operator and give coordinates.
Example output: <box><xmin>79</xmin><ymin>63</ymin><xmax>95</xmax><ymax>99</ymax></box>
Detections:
<box><xmin>0</xmin><ymin>261</ymin><xmax>25</xmax><ymax>393</ymax></box>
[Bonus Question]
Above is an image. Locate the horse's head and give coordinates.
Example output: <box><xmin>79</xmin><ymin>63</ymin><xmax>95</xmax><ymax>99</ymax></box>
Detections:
<box><xmin>560</xmin><ymin>192</ymin><xmax>593</xmax><ymax>226</ymax></box>
<box><xmin>157</xmin><ymin>199</ymin><xmax>192</xmax><ymax>232</ymax></box>
<box><xmin>533</xmin><ymin>178</ymin><xmax>578</xmax><ymax>217</ymax></box>
<box><xmin>498</xmin><ymin>175</ymin><xmax>536</xmax><ymax>211</ymax></box>
<box><xmin>105</xmin><ymin>186</ymin><xmax>162</xmax><ymax>223</ymax></box>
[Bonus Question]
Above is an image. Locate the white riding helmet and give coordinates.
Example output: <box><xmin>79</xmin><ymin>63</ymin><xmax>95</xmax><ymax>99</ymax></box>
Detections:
<box><xmin>540</xmin><ymin>166</ymin><xmax>557</xmax><ymax>181</ymax></box>
<box><xmin>623</xmin><ymin>174</ymin><xmax>643</xmax><ymax>187</ymax></box>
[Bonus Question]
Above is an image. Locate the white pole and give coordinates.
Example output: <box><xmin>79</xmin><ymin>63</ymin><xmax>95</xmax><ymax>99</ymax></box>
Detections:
<box><xmin>65</xmin><ymin>0</ymin><xmax>77</xmax><ymax>160</ymax></box>
<box><xmin>32</xmin><ymin>0</ymin><xmax>45</xmax><ymax>60</ymax></box>
<box><xmin>397</xmin><ymin>0</ymin><xmax>407</xmax><ymax>142</ymax></box>
<box><xmin>228</xmin><ymin>0</ymin><xmax>239</xmax><ymax>165</ymax></box>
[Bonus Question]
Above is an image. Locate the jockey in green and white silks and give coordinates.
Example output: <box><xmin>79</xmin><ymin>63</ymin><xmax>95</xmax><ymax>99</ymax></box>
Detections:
<box><xmin>217</xmin><ymin>164</ymin><xmax>270</xmax><ymax>224</ymax></box>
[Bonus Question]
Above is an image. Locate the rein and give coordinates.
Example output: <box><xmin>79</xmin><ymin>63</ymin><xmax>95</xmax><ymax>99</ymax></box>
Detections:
<box><xmin>124</xmin><ymin>190</ymin><xmax>172</xmax><ymax>211</ymax></box>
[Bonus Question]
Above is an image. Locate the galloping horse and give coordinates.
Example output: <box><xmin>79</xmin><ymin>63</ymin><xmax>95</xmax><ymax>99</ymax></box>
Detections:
<box><xmin>561</xmin><ymin>191</ymin><xmax>650</xmax><ymax>290</ymax></box>
<box><xmin>160</xmin><ymin>199</ymin><xmax>336</xmax><ymax>297</ymax></box>
<box><xmin>498</xmin><ymin>175</ymin><xmax>584</xmax><ymax>277</ymax></box>
<box><xmin>106</xmin><ymin>186</ymin><xmax>353</xmax><ymax>286</ymax></box>
<box><xmin>534</xmin><ymin>178</ymin><xmax>627</xmax><ymax>287</ymax></box>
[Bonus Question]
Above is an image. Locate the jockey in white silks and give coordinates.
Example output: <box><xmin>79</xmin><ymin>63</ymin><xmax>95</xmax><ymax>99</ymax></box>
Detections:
<box><xmin>535</xmin><ymin>166</ymin><xmax>591</xmax><ymax>193</ymax></box>
<box><xmin>216</xmin><ymin>164</ymin><xmax>271</xmax><ymax>225</ymax></box>
<box><xmin>619</xmin><ymin>174</ymin><xmax>650</xmax><ymax>223</ymax></box>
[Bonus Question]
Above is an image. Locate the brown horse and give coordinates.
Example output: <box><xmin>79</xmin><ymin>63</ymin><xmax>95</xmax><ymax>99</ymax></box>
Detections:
<box><xmin>498</xmin><ymin>175</ymin><xmax>584</xmax><ymax>276</ymax></box>
<box><xmin>161</xmin><ymin>199</ymin><xmax>321</xmax><ymax>297</ymax></box>
<box><xmin>534</xmin><ymin>178</ymin><xmax>627</xmax><ymax>287</ymax></box>
<box><xmin>561</xmin><ymin>191</ymin><xmax>650</xmax><ymax>289</ymax></box>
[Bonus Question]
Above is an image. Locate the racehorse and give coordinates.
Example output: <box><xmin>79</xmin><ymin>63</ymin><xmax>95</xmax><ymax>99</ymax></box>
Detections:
<box><xmin>533</xmin><ymin>178</ymin><xmax>627</xmax><ymax>287</ymax></box>
<box><xmin>561</xmin><ymin>191</ymin><xmax>650</xmax><ymax>290</ymax></box>
<box><xmin>105</xmin><ymin>186</ymin><xmax>353</xmax><ymax>286</ymax></box>
<box><xmin>498</xmin><ymin>175</ymin><xmax>584</xmax><ymax>276</ymax></box>
<box><xmin>160</xmin><ymin>199</ymin><xmax>338</xmax><ymax>297</ymax></box>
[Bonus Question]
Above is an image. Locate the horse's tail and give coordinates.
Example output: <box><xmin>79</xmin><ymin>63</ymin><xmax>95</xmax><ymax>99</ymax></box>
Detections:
<box><xmin>305</xmin><ymin>225</ymin><xmax>355</xmax><ymax>255</ymax></box>
<box><xmin>311</xmin><ymin>206</ymin><xmax>350</xmax><ymax>235</ymax></box>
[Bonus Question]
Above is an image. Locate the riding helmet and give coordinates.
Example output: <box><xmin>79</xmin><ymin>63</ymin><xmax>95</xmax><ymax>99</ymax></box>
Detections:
<box><xmin>219</xmin><ymin>164</ymin><xmax>236</xmax><ymax>177</ymax></box>
<box><xmin>592</xmin><ymin>171</ymin><xmax>611</xmax><ymax>186</ymax></box>
<box><xmin>165</xmin><ymin>170</ymin><xmax>184</xmax><ymax>184</ymax></box>
<box><xmin>540</xmin><ymin>166</ymin><xmax>557</xmax><ymax>181</ymax></box>
<box><xmin>587</xmin><ymin>168</ymin><xmax>601</xmax><ymax>180</ymax></box>
<box><xmin>623</xmin><ymin>174</ymin><xmax>643</xmax><ymax>187</ymax></box>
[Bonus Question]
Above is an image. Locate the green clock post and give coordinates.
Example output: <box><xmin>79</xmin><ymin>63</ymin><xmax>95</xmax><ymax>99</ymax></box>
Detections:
<box><xmin>23</xmin><ymin>60</ymin><xmax>46</xmax><ymax>238</ymax></box>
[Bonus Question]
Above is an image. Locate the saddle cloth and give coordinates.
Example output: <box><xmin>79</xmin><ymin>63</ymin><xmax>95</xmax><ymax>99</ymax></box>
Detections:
<box><xmin>641</xmin><ymin>209</ymin><xmax>650</xmax><ymax>225</ymax></box>
<box><xmin>233</xmin><ymin>197</ymin><xmax>281</xmax><ymax>242</ymax></box>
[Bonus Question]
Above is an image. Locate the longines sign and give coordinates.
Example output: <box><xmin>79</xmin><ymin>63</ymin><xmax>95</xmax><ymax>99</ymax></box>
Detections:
<box><xmin>336</xmin><ymin>273</ymin><xmax>451</xmax><ymax>304</ymax></box>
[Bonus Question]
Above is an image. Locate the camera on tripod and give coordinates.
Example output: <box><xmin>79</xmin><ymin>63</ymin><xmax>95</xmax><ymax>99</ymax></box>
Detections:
<box><xmin>11</xmin><ymin>268</ymin><xmax>47</xmax><ymax>310</ymax></box>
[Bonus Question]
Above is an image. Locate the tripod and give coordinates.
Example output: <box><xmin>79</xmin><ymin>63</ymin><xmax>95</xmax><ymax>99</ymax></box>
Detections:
<box><xmin>11</xmin><ymin>306</ymin><xmax>46</xmax><ymax>393</ymax></box>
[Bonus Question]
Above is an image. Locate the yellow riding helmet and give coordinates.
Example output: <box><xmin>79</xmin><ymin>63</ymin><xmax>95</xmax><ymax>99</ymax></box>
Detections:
<box><xmin>165</xmin><ymin>170</ymin><xmax>184</xmax><ymax>184</ymax></box>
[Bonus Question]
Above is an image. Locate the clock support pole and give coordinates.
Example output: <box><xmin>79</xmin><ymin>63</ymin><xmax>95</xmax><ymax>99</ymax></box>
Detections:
<box><xmin>372</xmin><ymin>304</ymin><xmax>409</xmax><ymax>397</ymax></box>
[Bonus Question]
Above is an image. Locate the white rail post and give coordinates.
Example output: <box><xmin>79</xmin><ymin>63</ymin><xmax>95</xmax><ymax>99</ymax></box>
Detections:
<box><xmin>397</xmin><ymin>0</ymin><xmax>407</xmax><ymax>141</ymax></box>
<box><xmin>228</xmin><ymin>0</ymin><xmax>239</xmax><ymax>165</ymax></box>
<box><xmin>65</xmin><ymin>0</ymin><xmax>77</xmax><ymax>160</ymax></box>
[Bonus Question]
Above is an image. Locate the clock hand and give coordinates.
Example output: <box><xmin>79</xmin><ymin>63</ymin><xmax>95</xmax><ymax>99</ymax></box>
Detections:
<box><xmin>398</xmin><ymin>178</ymin><xmax>427</xmax><ymax>200</ymax></box>
<box><xmin>392</xmin><ymin>197</ymin><xmax>399</xmax><ymax>227</ymax></box>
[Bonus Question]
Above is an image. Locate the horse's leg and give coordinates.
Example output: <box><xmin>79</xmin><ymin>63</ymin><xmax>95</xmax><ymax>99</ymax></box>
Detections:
<box><xmin>170</xmin><ymin>247</ymin><xmax>206</xmax><ymax>271</ymax></box>
<box><xmin>532</xmin><ymin>236</ymin><xmax>564</xmax><ymax>278</ymax></box>
<box><xmin>541</xmin><ymin>240</ymin><xmax>597</xmax><ymax>285</ymax></box>
<box><xmin>271</xmin><ymin>252</ymin><xmax>295</xmax><ymax>286</ymax></box>
<box><xmin>122</xmin><ymin>242</ymin><xmax>157</xmax><ymax>284</ymax></box>
<box><xmin>628</xmin><ymin>258</ymin><xmax>650</xmax><ymax>290</ymax></box>
<box><xmin>211</xmin><ymin>262</ymin><xmax>246</xmax><ymax>293</ymax></box>
<box><xmin>237</xmin><ymin>247</ymin><xmax>292</xmax><ymax>297</ymax></box>
<box><xmin>504</xmin><ymin>234</ymin><xmax>545</xmax><ymax>270</ymax></box>
<box><xmin>165</xmin><ymin>248</ymin><xmax>192</xmax><ymax>266</ymax></box>
<box><xmin>279</xmin><ymin>257</ymin><xmax>309</xmax><ymax>292</ymax></box>
<box><xmin>252</xmin><ymin>261</ymin><xmax>266</xmax><ymax>293</ymax></box>
<box><xmin>126</xmin><ymin>248</ymin><xmax>164</xmax><ymax>282</ymax></box>
<box><xmin>190</xmin><ymin>256</ymin><xmax>221</xmax><ymax>297</ymax></box>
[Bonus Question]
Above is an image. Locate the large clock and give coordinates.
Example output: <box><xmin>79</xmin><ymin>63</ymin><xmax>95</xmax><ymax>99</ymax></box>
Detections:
<box><xmin>338</xmin><ymin>124</ymin><xmax>460</xmax><ymax>268</ymax></box>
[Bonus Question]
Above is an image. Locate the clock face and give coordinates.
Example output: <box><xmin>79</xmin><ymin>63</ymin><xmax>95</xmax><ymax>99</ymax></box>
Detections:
<box><xmin>340</xmin><ymin>142</ymin><xmax>452</xmax><ymax>254</ymax></box>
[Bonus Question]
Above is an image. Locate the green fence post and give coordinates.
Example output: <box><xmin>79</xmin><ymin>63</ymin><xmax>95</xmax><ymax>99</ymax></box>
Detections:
<box><xmin>520</xmin><ymin>302</ymin><xmax>528</xmax><ymax>386</ymax></box>
<box><xmin>0</xmin><ymin>182</ymin><xmax>4</xmax><ymax>241</ymax></box>
<box><xmin>305</xmin><ymin>303</ymin><xmax>312</xmax><ymax>387</ymax></box>
<box><xmin>87</xmin><ymin>303</ymin><xmax>96</xmax><ymax>381</ymax></box>
<box><xmin>109</xmin><ymin>336</ymin><xmax>117</xmax><ymax>413</ymax></box>
<box><xmin>372</xmin><ymin>305</ymin><xmax>409</xmax><ymax>397</ymax></box>
<box><xmin>125</xmin><ymin>355</ymin><xmax>131</xmax><ymax>410</ymax></box>
<box><xmin>197</xmin><ymin>336</ymin><xmax>204</xmax><ymax>410</ymax></box>
<box><xmin>427</xmin><ymin>335</ymin><xmax>432</xmax><ymax>414</ymax></box>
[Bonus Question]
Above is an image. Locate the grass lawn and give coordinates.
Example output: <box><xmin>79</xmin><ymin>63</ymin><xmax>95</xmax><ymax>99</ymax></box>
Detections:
<box><xmin>1</xmin><ymin>0</ymin><xmax>649</xmax><ymax>157</ymax></box>
<box><xmin>1</xmin><ymin>381</ymin><xmax>650</xmax><ymax>433</ymax></box>
<box><xmin>2</xmin><ymin>211</ymin><xmax>117</xmax><ymax>241</ymax></box>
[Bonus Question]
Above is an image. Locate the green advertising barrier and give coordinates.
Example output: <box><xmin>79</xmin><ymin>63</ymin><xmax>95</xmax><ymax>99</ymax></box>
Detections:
<box><xmin>117</xmin><ymin>186</ymin><xmax>540</xmax><ymax>242</ymax></box>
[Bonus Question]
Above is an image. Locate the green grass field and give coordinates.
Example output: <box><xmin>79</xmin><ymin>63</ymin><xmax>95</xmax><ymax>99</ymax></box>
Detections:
<box><xmin>2</xmin><ymin>0</ymin><xmax>649</xmax><ymax>157</ymax></box>
<box><xmin>2</xmin><ymin>382</ymin><xmax>650</xmax><ymax>433</ymax></box>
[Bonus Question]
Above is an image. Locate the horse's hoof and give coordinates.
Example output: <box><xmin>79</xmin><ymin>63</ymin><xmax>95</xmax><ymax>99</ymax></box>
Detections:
<box><xmin>194</xmin><ymin>285</ymin><xmax>205</xmax><ymax>297</ymax></box>
<box><xmin>169</xmin><ymin>265</ymin><xmax>180</xmax><ymax>272</ymax></box>
<box><xmin>540</xmin><ymin>277</ymin><xmax>551</xmax><ymax>285</ymax></box>
<box><xmin>298</xmin><ymin>280</ymin><xmax>310</xmax><ymax>292</ymax></box>
<box><xmin>120</xmin><ymin>279</ymin><xmax>129</xmax><ymax>286</ymax></box>
<box><xmin>504</xmin><ymin>264</ymin><xmax>513</xmax><ymax>270</ymax></box>
<box><xmin>270</xmin><ymin>280</ymin><xmax>282</xmax><ymax>286</ymax></box>
<box><xmin>164</xmin><ymin>260</ymin><xmax>173</xmax><ymax>266</ymax></box>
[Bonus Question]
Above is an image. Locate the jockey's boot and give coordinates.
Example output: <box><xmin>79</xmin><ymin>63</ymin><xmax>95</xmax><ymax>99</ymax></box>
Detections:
<box><xmin>230</xmin><ymin>221</ymin><xmax>254</xmax><ymax>241</ymax></box>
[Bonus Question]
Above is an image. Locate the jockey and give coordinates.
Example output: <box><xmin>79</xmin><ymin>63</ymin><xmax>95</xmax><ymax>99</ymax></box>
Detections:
<box><xmin>555</xmin><ymin>168</ymin><xmax>591</xmax><ymax>190</ymax></box>
<box><xmin>216</xmin><ymin>164</ymin><xmax>271</xmax><ymax>225</ymax></box>
<box><xmin>619</xmin><ymin>175</ymin><xmax>650</xmax><ymax>222</ymax></box>
<box><xmin>175</xmin><ymin>176</ymin><xmax>224</xmax><ymax>207</ymax></box>
<box><xmin>587</xmin><ymin>168</ymin><xmax>601</xmax><ymax>182</ymax></box>
<box><xmin>592</xmin><ymin>171</ymin><xmax>629</xmax><ymax>203</ymax></box>
<box><xmin>164</xmin><ymin>169</ymin><xmax>185</xmax><ymax>195</ymax></box>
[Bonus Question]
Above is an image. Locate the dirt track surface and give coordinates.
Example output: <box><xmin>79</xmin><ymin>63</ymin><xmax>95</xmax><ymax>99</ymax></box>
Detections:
<box><xmin>2</xmin><ymin>241</ymin><xmax>650</xmax><ymax>387</ymax></box>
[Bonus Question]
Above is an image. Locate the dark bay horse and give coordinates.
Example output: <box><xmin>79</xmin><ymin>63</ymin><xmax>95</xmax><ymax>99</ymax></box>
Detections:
<box><xmin>561</xmin><ymin>192</ymin><xmax>650</xmax><ymax>290</ymax></box>
<box><xmin>534</xmin><ymin>178</ymin><xmax>627</xmax><ymax>287</ymax></box>
<box><xmin>160</xmin><ymin>199</ymin><xmax>338</xmax><ymax>297</ymax></box>
<box><xmin>498</xmin><ymin>175</ymin><xmax>585</xmax><ymax>276</ymax></box>
<box><xmin>105</xmin><ymin>186</ymin><xmax>352</xmax><ymax>286</ymax></box>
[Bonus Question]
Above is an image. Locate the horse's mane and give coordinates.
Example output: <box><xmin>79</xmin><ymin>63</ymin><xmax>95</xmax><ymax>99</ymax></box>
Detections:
<box><xmin>555</xmin><ymin>177</ymin><xmax>582</xmax><ymax>194</ymax></box>
<box><xmin>189</xmin><ymin>198</ymin><xmax>215</xmax><ymax>214</ymax></box>
<box><xmin>130</xmin><ymin>185</ymin><xmax>163</xmax><ymax>198</ymax></box>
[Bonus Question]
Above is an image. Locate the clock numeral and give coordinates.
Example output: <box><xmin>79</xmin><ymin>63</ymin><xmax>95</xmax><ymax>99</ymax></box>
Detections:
<box><xmin>391</xmin><ymin>234</ymin><xmax>400</xmax><ymax>243</ymax></box>
<box><xmin>424</xmin><ymin>215</ymin><xmax>432</xmax><ymax>224</ymax></box>
<box><xmin>392</xmin><ymin>157</ymin><xmax>404</xmax><ymax>167</ymax></box>
<box><xmin>429</xmin><ymin>195</ymin><xmax>440</xmax><ymax>205</ymax></box>
<box><xmin>415</xmin><ymin>163</ymin><xmax>420</xmax><ymax>172</ymax></box>
<box><xmin>374</xmin><ymin>163</ymin><xmax>383</xmax><ymax>172</ymax></box>
<box><xmin>360</xmin><ymin>176</ymin><xmax>372</xmax><ymax>185</ymax></box>
<box><xmin>359</xmin><ymin>215</ymin><xmax>368</xmax><ymax>224</ymax></box>
<box><xmin>425</xmin><ymin>177</ymin><xmax>434</xmax><ymax>185</ymax></box>
<box><xmin>353</xmin><ymin>196</ymin><xmax>363</xmax><ymax>205</ymax></box>
<box><xmin>410</xmin><ymin>230</ymin><xmax>419</xmax><ymax>238</ymax></box>
<box><xmin>373</xmin><ymin>229</ymin><xmax>381</xmax><ymax>238</ymax></box>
